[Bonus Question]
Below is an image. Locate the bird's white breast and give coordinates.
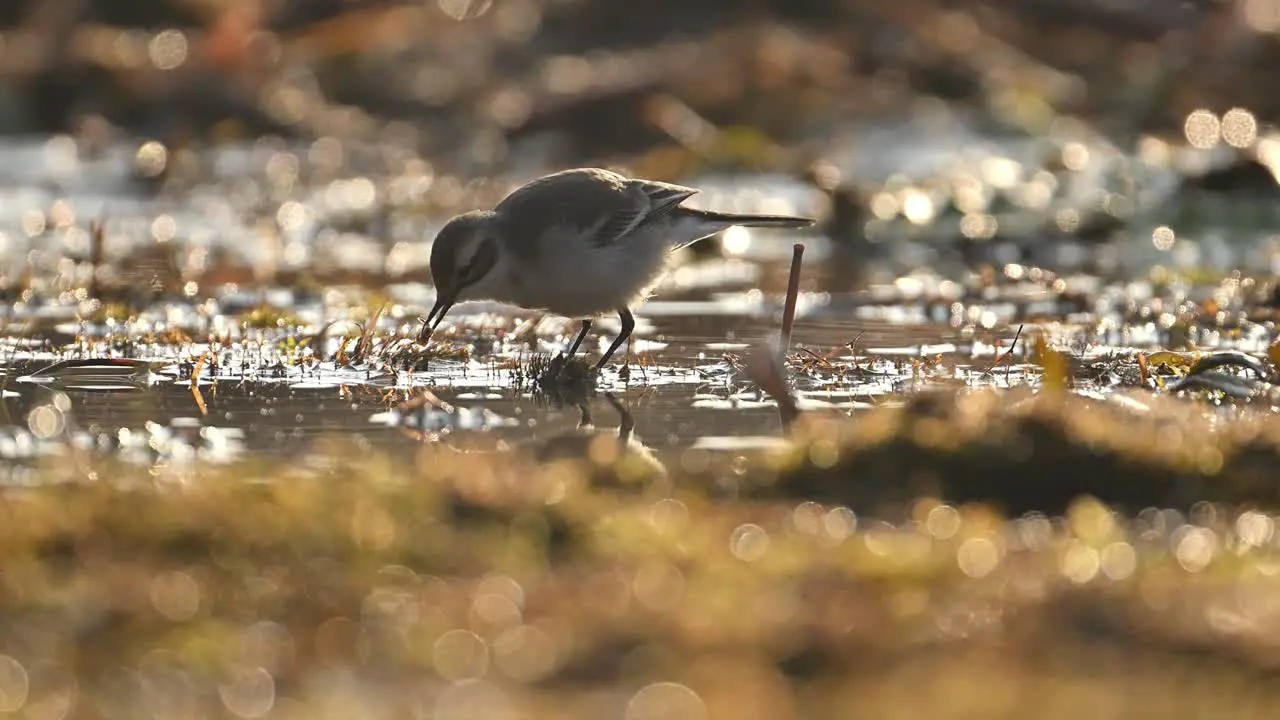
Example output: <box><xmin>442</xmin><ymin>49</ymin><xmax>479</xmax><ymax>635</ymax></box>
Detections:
<box><xmin>508</xmin><ymin>225</ymin><xmax>675</xmax><ymax>318</ymax></box>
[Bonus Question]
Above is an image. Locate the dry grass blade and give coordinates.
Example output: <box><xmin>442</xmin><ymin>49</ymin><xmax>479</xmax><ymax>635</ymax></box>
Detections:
<box><xmin>351</xmin><ymin>302</ymin><xmax>388</xmax><ymax>364</ymax></box>
<box><xmin>334</xmin><ymin>334</ymin><xmax>355</xmax><ymax>366</ymax></box>
<box><xmin>190</xmin><ymin>351</ymin><xmax>210</xmax><ymax>389</ymax></box>
<box><xmin>191</xmin><ymin>384</ymin><xmax>208</xmax><ymax>416</ymax></box>
<box><xmin>190</xmin><ymin>351</ymin><xmax>210</xmax><ymax>415</ymax></box>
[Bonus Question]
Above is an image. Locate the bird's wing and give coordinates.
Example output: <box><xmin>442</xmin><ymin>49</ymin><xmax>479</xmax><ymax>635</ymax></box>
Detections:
<box><xmin>494</xmin><ymin>169</ymin><xmax>698</xmax><ymax>251</ymax></box>
<box><xmin>590</xmin><ymin>179</ymin><xmax>697</xmax><ymax>247</ymax></box>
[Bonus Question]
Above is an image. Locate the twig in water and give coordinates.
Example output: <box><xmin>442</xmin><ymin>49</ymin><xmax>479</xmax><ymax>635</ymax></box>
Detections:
<box><xmin>990</xmin><ymin>324</ymin><xmax>1024</xmax><ymax>369</ymax></box>
<box><xmin>827</xmin><ymin>329</ymin><xmax>864</xmax><ymax>361</ymax></box>
<box><xmin>794</xmin><ymin>347</ymin><xmax>832</xmax><ymax>371</ymax></box>
<box><xmin>983</xmin><ymin>324</ymin><xmax>1024</xmax><ymax>382</ymax></box>
<box><xmin>780</xmin><ymin>243</ymin><xmax>805</xmax><ymax>357</ymax></box>
<box><xmin>841</xmin><ymin>330</ymin><xmax>866</xmax><ymax>377</ymax></box>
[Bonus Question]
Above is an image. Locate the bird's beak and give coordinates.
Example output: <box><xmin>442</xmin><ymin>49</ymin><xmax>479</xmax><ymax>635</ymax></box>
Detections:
<box><xmin>420</xmin><ymin>292</ymin><xmax>457</xmax><ymax>343</ymax></box>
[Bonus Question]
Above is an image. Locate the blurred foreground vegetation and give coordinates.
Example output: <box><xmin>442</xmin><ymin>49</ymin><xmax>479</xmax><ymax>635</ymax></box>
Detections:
<box><xmin>4</xmin><ymin>388</ymin><xmax>1280</xmax><ymax>718</ymax></box>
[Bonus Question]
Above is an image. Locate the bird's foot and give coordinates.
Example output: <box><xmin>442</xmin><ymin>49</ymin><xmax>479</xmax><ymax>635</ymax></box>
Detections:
<box><xmin>538</xmin><ymin>353</ymin><xmax>593</xmax><ymax>388</ymax></box>
<box><xmin>547</xmin><ymin>352</ymin><xmax>568</xmax><ymax>379</ymax></box>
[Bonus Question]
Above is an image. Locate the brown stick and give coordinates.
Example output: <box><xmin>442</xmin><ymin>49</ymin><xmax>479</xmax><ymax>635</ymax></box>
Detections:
<box><xmin>89</xmin><ymin>217</ymin><xmax>105</xmax><ymax>300</ymax></box>
<box><xmin>780</xmin><ymin>243</ymin><xmax>805</xmax><ymax>356</ymax></box>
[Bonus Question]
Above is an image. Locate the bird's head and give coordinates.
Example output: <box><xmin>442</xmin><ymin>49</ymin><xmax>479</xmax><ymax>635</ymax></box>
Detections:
<box><xmin>422</xmin><ymin>210</ymin><xmax>501</xmax><ymax>342</ymax></box>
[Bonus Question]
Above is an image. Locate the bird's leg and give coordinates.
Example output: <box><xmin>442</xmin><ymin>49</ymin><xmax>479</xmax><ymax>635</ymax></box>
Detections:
<box><xmin>563</xmin><ymin>319</ymin><xmax>592</xmax><ymax>362</ymax></box>
<box><xmin>596</xmin><ymin>308</ymin><xmax>635</xmax><ymax>369</ymax></box>
<box><xmin>549</xmin><ymin>319</ymin><xmax>592</xmax><ymax>379</ymax></box>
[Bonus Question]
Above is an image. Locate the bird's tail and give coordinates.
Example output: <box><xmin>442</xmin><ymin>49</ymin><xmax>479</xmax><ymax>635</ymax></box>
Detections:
<box><xmin>668</xmin><ymin>207</ymin><xmax>814</xmax><ymax>250</ymax></box>
<box><xmin>690</xmin><ymin>208</ymin><xmax>816</xmax><ymax>229</ymax></box>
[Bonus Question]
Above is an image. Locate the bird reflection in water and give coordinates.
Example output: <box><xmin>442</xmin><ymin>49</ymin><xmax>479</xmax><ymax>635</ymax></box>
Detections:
<box><xmin>392</xmin><ymin>389</ymin><xmax>667</xmax><ymax>493</ymax></box>
<box><xmin>530</xmin><ymin>392</ymin><xmax>667</xmax><ymax>492</ymax></box>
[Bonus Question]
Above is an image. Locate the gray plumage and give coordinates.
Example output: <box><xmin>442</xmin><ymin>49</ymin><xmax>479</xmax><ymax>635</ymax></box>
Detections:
<box><xmin>422</xmin><ymin>167</ymin><xmax>814</xmax><ymax>369</ymax></box>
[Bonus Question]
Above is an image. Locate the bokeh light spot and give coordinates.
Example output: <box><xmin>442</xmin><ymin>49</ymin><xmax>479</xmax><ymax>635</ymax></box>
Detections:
<box><xmin>1100</xmin><ymin>542</ymin><xmax>1137</xmax><ymax>581</ymax></box>
<box><xmin>957</xmin><ymin>537</ymin><xmax>999</xmax><ymax>578</ymax></box>
<box><xmin>217</xmin><ymin>666</ymin><xmax>274</xmax><ymax>719</ymax></box>
<box><xmin>433</xmin><ymin>629</ymin><xmax>490</xmax><ymax>682</ymax></box>
<box><xmin>438</xmin><ymin>0</ymin><xmax>494</xmax><ymax>21</ymax></box>
<box><xmin>926</xmin><ymin>504</ymin><xmax>960</xmax><ymax>540</ymax></box>
<box><xmin>626</xmin><ymin>682</ymin><xmax>707</xmax><ymax>720</ymax></box>
<box><xmin>0</xmin><ymin>656</ymin><xmax>28</xmax><ymax>712</ymax></box>
<box><xmin>729</xmin><ymin>523</ymin><xmax>770</xmax><ymax>562</ymax></box>
<box><xmin>1221</xmin><ymin>108</ymin><xmax>1258</xmax><ymax>148</ymax></box>
<box><xmin>1183</xmin><ymin>109</ymin><xmax>1221</xmax><ymax>150</ymax></box>
<box><xmin>150</xmin><ymin>571</ymin><xmax>201</xmax><ymax>621</ymax></box>
<box><xmin>135</xmin><ymin>141</ymin><xmax>169</xmax><ymax>177</ymax></box>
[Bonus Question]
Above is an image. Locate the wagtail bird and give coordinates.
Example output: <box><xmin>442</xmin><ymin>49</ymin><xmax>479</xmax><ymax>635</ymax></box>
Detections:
<box><xmin>420</xmin><ymin>167</ymin><xmax>814</xmax><ymax>369</ymax></box>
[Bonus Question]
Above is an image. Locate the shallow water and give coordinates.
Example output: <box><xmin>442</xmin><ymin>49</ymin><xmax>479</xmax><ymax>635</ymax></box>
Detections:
<box><xmin>1</xmin><ymin>126</ymin><xmax>1278</xmax><ymax>480</ymax></box>
<box><xmin>0</xmin><ymin>316</ymin><xmax>957</xmax><ymax>470</ymax></box>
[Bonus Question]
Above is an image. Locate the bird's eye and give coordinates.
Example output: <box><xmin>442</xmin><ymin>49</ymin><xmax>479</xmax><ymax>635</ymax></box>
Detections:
<box><xmin>459</xmin><ymin>256</ymin><xmax>480</xmax><ymax>280</ymax></box>
<box><xmin>458</xmin><ymin>239</ymin><xmax>497</xmax><ymax>283</ymax></box>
